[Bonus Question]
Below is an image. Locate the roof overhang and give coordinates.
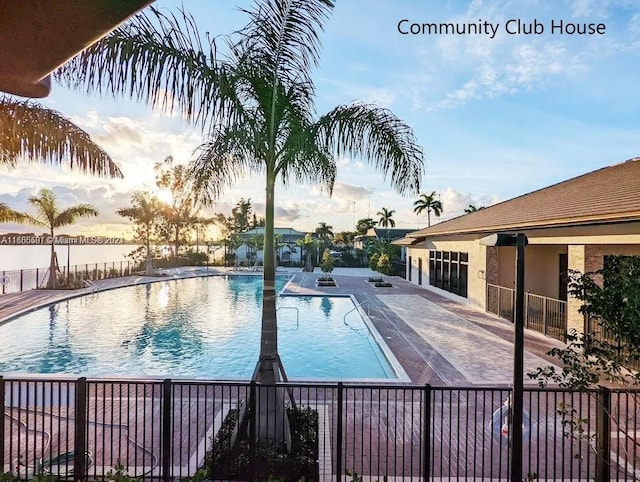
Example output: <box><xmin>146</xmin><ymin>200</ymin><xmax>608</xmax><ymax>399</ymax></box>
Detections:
<box><xmin>0</xmin><ymin>1</ymin><xmax>154</xmax><ymax>98</ymax></box>
<box><xmin>408</xmin><ymin>213</ymin><xmax>640</xmax><ymax>239</ymax></box>
<box><xmin>391</xmin><ymin>236</ymin><xmax>424</xmax><ymax>246</ymax></box>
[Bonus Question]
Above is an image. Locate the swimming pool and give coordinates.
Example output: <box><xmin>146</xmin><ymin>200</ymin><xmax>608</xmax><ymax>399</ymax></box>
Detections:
<box><xmin>0</xmin><ymin>275</ymin><xmax>407</xmax><ymax>381</ymax></box>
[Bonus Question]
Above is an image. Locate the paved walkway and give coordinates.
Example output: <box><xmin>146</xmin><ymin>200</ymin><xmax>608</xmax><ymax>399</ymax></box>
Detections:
<box><xmin>0</xmin><ymin>267</ymin><xmax>564</xmax><ymax>386</ymax></box>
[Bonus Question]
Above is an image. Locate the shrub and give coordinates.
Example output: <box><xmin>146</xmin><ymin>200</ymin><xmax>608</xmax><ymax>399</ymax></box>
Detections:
<box><xmin>368</xmin><ymin>252</ymin><xmax>380</xmax><ymax>273</ymax></box>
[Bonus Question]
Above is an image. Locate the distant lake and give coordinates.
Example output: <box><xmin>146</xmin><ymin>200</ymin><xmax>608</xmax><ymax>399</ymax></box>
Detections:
<box><xmin>0</xmin><ymin>244</ymin><xmax>137</xmax><ymax>272</ymax></box>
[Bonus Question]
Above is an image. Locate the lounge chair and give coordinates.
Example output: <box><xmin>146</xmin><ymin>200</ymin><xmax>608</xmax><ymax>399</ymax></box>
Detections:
<box><xmin>38</xmin><ymin>450</ymin><xmax>93</xmax><ymax>478</ymax></box>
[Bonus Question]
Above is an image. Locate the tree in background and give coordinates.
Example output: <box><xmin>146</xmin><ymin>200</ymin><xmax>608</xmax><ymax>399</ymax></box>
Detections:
<box><xmin>377</xmin><ymin>207</ymin><xmax>396</xmax><ymax>228</ymax></box>
<box><xmin>61</xmin><ymin>0</ymin><xmax>424</xmax><ymax>442</ymax></box>
<box><xmin>22</xmin><ymin>188</ymin><xmax>98</xmax><ymax>288</ymax></box>
<box><xmin>377</xmin><ymin>253</ymin><xmax>392</xmax><ymax>277</ymax></box>
<box><xmin>356</xmin><ymin>217</ymin><xmax>377</xmax><ymax>235</ymax></box>
<box><xmin>320</xmin><ymin>248</ymin><xmax>335</xmax><ymax>280</ymax></box>
<box><xmin>117</xmin><ymin>191</ymin><xmax>162</xmax><ymax>275</ymax></box>
<box><xmin>155</xmin><ymin>156</ymin><xmax>202</xmax><ymax>257</ymax></box>
<box><xmin>413</xmin><ymin>191</ymin><xmax>443</xmax><ymax>227</ymax></box>
<box><xmin>296</xmin><ymin>233</ymin><xmax>316</xmax><ymax>272</ymax></box>
<box><xmin>315</xmin><ymin>222</ymin><xmax>334</xmax><ymax>263</ymax></box>
<box><xmin>464</xmin><ymin>204</ymin><xmax>485</xmax><ymax>214</ymax></box>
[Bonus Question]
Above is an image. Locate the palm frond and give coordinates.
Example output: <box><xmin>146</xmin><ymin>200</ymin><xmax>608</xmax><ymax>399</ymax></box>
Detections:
<box><xmin>28</xmin><ymin>188</ymin><xmax>58</xmax><ymax>225</ymax></box>
<box><xmin>275</xmin><ymin>96</ymin><xmax>336</xmax><ymax>192</ymax></box>
<box><xmin>239</xmin><ymin>0</ymin><xmax>334</xmax><ymax>87</ymax></box>
<box><xmin>21</xmin><ymin>214</ymin><xmax>48</xmax><ymax>229</ymax></box>
<box><xmin>0</xmin><ymin>97</ymin><xmax>122</xmax><ymax>177</ymax></box>
<box><xmin>55</xmin><ymin>206</ymin><xmax>99</xmax><ymax>227</ymax></box>
<box><xmin>315</xmin><ymin>103</ymin><xmax>424</xmax><ymax>196</ymax></box>
<box><xmin>56</xmin><ymin>7</ymin><xmax>237</xmax><ymax>129</ymax></box>
<box><xmin>190</xmin><ymin>127</ymin><xmax>263</xmax><ymax>204</ymax></box>
<box><xmin>0</xmin><ymin>203</ymin><xmax>26</xmax><ymax>224</ymax></box>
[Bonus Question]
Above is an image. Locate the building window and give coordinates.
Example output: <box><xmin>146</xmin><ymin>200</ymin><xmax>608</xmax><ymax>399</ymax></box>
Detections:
<box><xmin>429</xmin><ymin>250</ymin><xmax>469</xmax><ymax>297</ymax></box>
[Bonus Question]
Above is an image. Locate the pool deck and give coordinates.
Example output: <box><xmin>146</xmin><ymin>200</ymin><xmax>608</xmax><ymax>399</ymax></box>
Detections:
<box><xmin>0</xmin><ymin>266</ymin><xmax>564</xmax><ymax>386</ymax></box>
<box><xmin>0</xmin><ymin>267</ymin><xmax>583</xmax><ymax>480</ymax></box>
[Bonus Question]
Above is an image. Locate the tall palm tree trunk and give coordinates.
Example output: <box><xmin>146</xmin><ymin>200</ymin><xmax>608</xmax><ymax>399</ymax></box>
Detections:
<box><xmin>427</xmin><ymin>209</ymin><xmax>431</xmax><ymax>227</ymax></box>
<box><xmin>253</xmin><ymin>165</ymin><xmax>291</xmax><ymax>445</ymax></box>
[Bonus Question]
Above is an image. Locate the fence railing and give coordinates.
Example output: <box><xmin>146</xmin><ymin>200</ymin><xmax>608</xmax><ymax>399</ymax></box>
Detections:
<box><xmin>2</xmin><ymin>376</ymin><xmax>638</xmax><ymax>481</ymax></box>
<box><xmin>586</xmin><ymin>314</ymin><xmax>640</xmax><ymax>373</ymax></box>
<box><xmin>486</xmin><ymin>284</ymin><xmax>567</xmax><ymax>341</ymax></box>
<box><xmin>0</xmin><ymin>261</ymin><xmax>135</xmax><ymax>295</ymax></box>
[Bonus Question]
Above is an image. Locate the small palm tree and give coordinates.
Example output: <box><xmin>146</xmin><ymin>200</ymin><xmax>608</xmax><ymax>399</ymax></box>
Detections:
<box><xmin>117</xmin><ymin>191</ymin><xmax>162</xmax><ymax>275</ymax></box>
<box><xmin>413</xmin><ymin>191</ymin><xmax>443</xmax><ymax>227</ymax></box>
<box><xmin>377</xmin><ymin>207</ymin><xmax>396</xmax><ymax>228</ymax></box>
<box><xmin>23</xmin><ymin>188</ymin><xmax>99</xmax><ymax>289</ymax></box>
<box><xmin>0</xmin><ymin>96</ymin><xmax>122</xmax><ymax>177</ymax></box>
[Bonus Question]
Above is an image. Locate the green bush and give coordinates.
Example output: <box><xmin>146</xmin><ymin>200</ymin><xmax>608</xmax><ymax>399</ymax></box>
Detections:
<box><xmin>368</xmin><ymin>252</ymin><xmax>380</xmax><ymax>272</ymax></box>
<box><xmin>377</xmin><ymin>253</ymin><xmax>392</xmax><ymax>276</ymax></box>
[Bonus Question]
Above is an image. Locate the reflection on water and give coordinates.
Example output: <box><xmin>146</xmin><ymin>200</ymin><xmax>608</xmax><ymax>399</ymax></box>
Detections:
<box><xmin>0</xmin><ymin>276</ymin><xmax>397</xmax><ymax>379</ymax></box>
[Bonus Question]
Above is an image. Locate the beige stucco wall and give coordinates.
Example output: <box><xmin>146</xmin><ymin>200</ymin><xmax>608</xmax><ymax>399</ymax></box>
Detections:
<box><xmin>495</xmin><ymin>245</ymin><xmax>567</xmax><ymax>299</ymax></box>
<box><xmin>405</xmin><ymin>227</ymin><xmax>640</xmax><ymax>337</ymax></box>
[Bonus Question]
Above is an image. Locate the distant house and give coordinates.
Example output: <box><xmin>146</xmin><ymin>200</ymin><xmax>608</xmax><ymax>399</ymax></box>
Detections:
<box><xmin>354</xmin><ymin>228</ymin><xmax>419</xmax><ymax>261</ymax></box>
<box><xmin>235</xmin><ymin>227</ymin><xmax>307</xmax><ymax>265</ymax></box>
<box><xmin>395</xmin><ymin>158</ymin><xmax>640</xmax><ymax>341</ymax></box>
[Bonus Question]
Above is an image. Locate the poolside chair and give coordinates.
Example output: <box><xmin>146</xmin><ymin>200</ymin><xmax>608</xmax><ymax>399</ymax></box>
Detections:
<box><xmin>38</xmin><ymin>450</ymin><xmax>93</xmax><ymax>478</ymax></box>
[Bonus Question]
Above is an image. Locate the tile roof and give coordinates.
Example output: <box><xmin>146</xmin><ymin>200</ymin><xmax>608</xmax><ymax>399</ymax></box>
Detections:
<box><xmin>409</xmin><ymin>157</ymin><xmax>640</xmax><ymax>238</ymax></box>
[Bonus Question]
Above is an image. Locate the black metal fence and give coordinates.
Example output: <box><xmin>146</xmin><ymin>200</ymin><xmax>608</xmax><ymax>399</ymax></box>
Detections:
<box><xmin>2</xmin><ymin>376</ymin><xmax>638</xmax><ymax>481</ymax></box>
<box><xmin>487</xmin><ymin>284</ymin><xmax>568</xmax><ymax>341</ymax></box>
<box><xmin>0</xmin><ymin>261</ymin><xmax>135</xmax><ymax>295</ymax></box>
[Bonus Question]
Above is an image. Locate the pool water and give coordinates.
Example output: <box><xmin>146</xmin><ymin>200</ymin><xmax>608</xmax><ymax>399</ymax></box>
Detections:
<box><xmin>0</xmin><ymin>276</ymin><xmax>402</xmax><ymax>380</ymax></box>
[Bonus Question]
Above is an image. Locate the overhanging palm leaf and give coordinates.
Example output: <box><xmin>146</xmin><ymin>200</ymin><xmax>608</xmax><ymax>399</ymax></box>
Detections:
<box><xmin>0</xmin><ymin>96</ymin><xmax>122</xmax><ymax>177</ymax></box>
<box><xmin>315</xmin><ymin>103</ymin><xmax>422</xmax><ymax>195</ymax></box>
<box><xmin>0</xmin><ymin>202</ymin><xmax>26</xmax><ymax>224</ymax></box>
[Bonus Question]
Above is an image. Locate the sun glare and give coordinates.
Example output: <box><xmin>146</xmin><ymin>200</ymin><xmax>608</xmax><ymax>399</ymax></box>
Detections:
<box><xmin>156</xmin><ymin>188</ymin><xmax>173</xmax><ymax>205</ymax></box>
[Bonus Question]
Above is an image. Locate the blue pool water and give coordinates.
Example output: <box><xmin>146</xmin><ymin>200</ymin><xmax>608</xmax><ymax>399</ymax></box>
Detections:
<box><xmin>0</xmin><ymin>275</ymin><xmax>402</xmax><ymax>380</ymax></box>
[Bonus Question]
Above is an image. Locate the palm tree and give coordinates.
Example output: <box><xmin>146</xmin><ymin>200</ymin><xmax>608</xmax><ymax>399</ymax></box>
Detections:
<box><xmin>23</xmin><ymin>188</ymin><xmax>99</xmax><ymax>289</ymax></box>
<box><xmin>464</xmin><ymin>204</ymin><xmax>485</xmax><ymax>214</ymax></box>
<box><xmin>413</xmin><ymin>191</ymin><xmax>443</xmax><ymax>227</ymax></box>
<box><xmin>117</xmin><ymin>191</ymin><xmax>161</xmax><ymax>275</ymax></box>
<box><xmin>58</xmin><ymin>0</ymin><xmax>424</xmax><ymax>438</ymax></box>
<box><xmin>0</xmin><ymin>96</ymin><xmax>122</xmax><ymax>177</ymax></box>
<box><xmin>377</xmin><ymin>207</ymin><xmax>396</xmax><ymax>228</ymax></box>
<box><xmin>315</xmin><ymin>222</ymin><xmax>334</xmax><ymax>240</ymax></box>
<box><xmin>0</xmin><ymin>203</ymin><xmax>26</xmax><ymax>223</ymax></box>
<box><xmin>356</xmin><ymin>217</ymin><xmax>377</xmax><ymax>235</ymax></box>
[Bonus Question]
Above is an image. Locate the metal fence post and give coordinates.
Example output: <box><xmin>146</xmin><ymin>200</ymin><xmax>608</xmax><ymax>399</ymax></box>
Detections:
<box><xmin>74</xmin><ymin>377</ymin><xmax>88</xmax><ymax>481</ymax></box>
<box><xmin>423</xmin><ymin>384</ymin><xmax>432</xmax><ymax>481</ymax></box>
<box><xmin>596</xmin><ymin>387</ymin><xmax>611</xmax><ymax>482</ymax></box>
<box><xmin>0</xmin><ymin>376</ymin><xmax>5</xmax><ymax>470</ymax></box>
<box><xmin>543</xmin><ymin>296</ymin><xmax>548</xmax><ymax>335</ymax></box>
<box><xmin>162</xmin><ymin>379</ymin><xmax>172</xmax><ymax>482</ymax></box>
<box><xmin>249</xmin><ymin>381</ymin><xmax>256</xmax><ymax>480</ymax></box>
<box><xmin>20</xmin><ymin>269</ymin><xmax>23</xmax><ymax>292</ymax></box>
<box><xmin>336</xmin><ymin>382</ymin><xmax>344</xmax><ymax>482</ymax></box>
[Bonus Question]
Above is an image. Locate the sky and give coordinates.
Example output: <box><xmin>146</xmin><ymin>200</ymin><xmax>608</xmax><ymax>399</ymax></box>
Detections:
<box><xmin>1</xmin><ymin>0</ymin><xmax>639</xmax><ymax>240</ymax></box>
